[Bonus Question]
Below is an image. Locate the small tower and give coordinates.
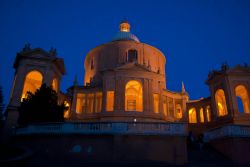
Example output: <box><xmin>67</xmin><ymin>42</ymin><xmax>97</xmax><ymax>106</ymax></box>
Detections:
<box><xmin>206</xmin><ymin>64</ymin><xmax>250</xmax><ymax>125</ymax></box>
<box><xmin>7</xmin><ymin>44</ymin><xmax>66</xmax><ymax>127</ymax></box>
<box><xmin>119</xmin><ymin>19</ymin><xmax>130</xmax><ymax>32</ymax></box>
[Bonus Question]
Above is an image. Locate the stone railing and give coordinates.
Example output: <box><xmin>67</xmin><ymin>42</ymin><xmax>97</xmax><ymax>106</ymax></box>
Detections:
<box><xmin>204</xmin><ymin>124</ymin><xmax>250</xmax><ymax>141</ymax></box>
<box><xmin>15</xmin><ymin>122</ymin><xmax>187</xmax><ymax>136</ymax></box>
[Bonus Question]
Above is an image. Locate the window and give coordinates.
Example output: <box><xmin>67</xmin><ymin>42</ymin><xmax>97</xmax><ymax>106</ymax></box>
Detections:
<box><xmin>125</xmin><ymin>80</ymin><xmax>143</xmax><ymax>112</ymax></box>
<box><xmin>200</xmin><ymin>108</ymin><xmax>204</xmax><ymax>123</ymax></box>
<box><xmin>95</xmin><ymin>92</ymin><xmax>102</xmax><ymax>113</ymax></box>
<box><xmin>189</xmin><ymin>108</ymin><xmax>197</xmax><ymax>123</ymax></box>
<box><xmin>206</xmin><ymin>106</ymin><xmax>211</xmax><ymax>122</ymax></box>
<box><xmin>86</xmin><ymin>93</ymin><xmax>94</xmax><ymax>113</ymax></box>
<box><xmin>106</xmin><ymin>91</ymin><xmax>114</xmax><ymax>111</ymax></box>
<box><xmin>21</xmin><ymin>70</ymin><xmax>43</xmax><ymax>100</ymax></box>
<box><xmin>175</xmin><ymin>104</ymin><xmax>182</xmax><ymax>119</ymax></box>
<box><xmin>64</xmin><ymin>101</ymin><xmax>70</xmax><ymax>118</ymax></box>
<box><xmin>76</xmin><ymin>93</ymin><xmax>86</xmax><ymax>114</ymax></box>
<box><xmin>215</xmin><ymin>89</ymin><xmax>228</xmax><ymax>116</ymax></box>
<box><xmin>235</xmin><ymin>85</ymin><xmax>250</xmax><ymax>113</ymax></box>
<box><xmin>153</xmin><ymin>94</ymin><xmax>159</xmax><ymax>113</ymax></box>
<box><xmin>127</xmin><ymin>50</ymin><xmax>138</xmax><ymax>62</ymax></box>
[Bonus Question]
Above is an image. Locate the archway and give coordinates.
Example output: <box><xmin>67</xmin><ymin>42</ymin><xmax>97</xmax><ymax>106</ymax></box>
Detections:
<box><xmin>200</xmin><ymin>108</ymin><xmax>204</xmax><ymax>123</ymax></box>
<box><xmin>175</xmin><ymin>104</ymin><xmax>182</xmax><ymax>119</ymax></box>
<box><xmin>215</xmin><ymin>89</ymin><xmax>228</xmax><ymax>116</ymax></box>
<box><xmin>235</xmin><ymin>85</ymin><xmax>250</xmax><ymax>113</ymax></box>
<box><xmin>206</xmin><ymin>106</ymin><xmax>211</xmax><ymax>122</ymax></box>
<box><xmin>188</xmin><ymin>108</ymin><xmax>197</xmax><ymax>123</ymax></box>
<box><xmin>21</xmin><ymin>70</ymin><xmax>43</xmax><ymax>100</ymax></box>
<box><xmin>125</xmin><ymin>80</ymin><xmax>143</xmax><ymax>112</ymax></box>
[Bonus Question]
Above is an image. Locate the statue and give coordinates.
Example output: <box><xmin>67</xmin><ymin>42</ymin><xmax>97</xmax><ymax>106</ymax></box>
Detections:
<box><xmin>22</xmin><ymin>43</ymin><xmax>31</xmax><ymax>52</ymax></box>
<box><xmin>49</xmin><ymin>47</ymin><xmax>57</xmax><ymax>56</ymax></box>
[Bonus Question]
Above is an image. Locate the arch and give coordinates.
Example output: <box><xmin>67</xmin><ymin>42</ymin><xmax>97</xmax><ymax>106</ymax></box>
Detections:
<box><xmin>125</xmin><ymin>80</ymin><xmax>143</xmax><ymax>112</ymax></box>
<box><xmin>64</xmin><ymin>101</ymin><xmax>70</xmax><ymax>118</ymax></box>
<box><xmin>51</xmin><ymin>78</ymin><xmax>58</xmax><ymax>92</ymax></box>
<box><xmin>200</xmin><ymin>108</ymin><xmax>204</xmax><ymax>123</ymax></box>
<box><xmin>235</xmin><ymin>85</ymin><xmax>250</xmax><ymax>113</ymax></box>
<box><xmin>175</xmin><ymin>104</ymin><xmax>182</xmax><ymax>119</ymax></box>
<box><xmin>215</xmin><ymin>89</ymin><xmax>228</xmax><ymax>116</ymax></box>
<box><xmin>21</xmin><ymin>70</ymin><xmax>43</xmax><ymax>100</ymax></box>
<box><xmin>188</xmin><ymin>108</ymin><xmax>197</xmax><ymax>123</ymax></box>
<box><xmin>206</xmin><ymin>106</ymin><xmax>211</xmax><ymax>122</ymax></box>
<box><xmin>127</xmin><ymin>49</ymin><xmax>138</xmax><ymax>62</ymax></box>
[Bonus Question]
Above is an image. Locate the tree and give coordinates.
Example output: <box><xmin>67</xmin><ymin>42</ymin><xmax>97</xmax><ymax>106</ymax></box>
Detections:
<box><xmin>18</xmin><ymin>84</ymin><xmax>65</xmax><ymax>125</ymax></box>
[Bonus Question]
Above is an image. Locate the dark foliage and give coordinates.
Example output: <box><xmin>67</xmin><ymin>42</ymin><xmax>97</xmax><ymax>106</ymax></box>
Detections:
<box><xmin>18</xmin><ymin>84</ymin><xmax>65</xmax><ymax>125</ymax></box>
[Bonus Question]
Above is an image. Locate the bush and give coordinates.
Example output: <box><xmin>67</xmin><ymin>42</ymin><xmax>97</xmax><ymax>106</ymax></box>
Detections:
<box><xmin>18</xmin><ymin>84</ymin><xmax>65</xmax><ymax>125</ymax></box>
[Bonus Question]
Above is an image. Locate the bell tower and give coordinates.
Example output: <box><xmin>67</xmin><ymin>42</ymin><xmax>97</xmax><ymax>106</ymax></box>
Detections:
<box><xmin>7</xmin><ymin>44</ymin><xmax>66</xmax><ymax>127</ymax></box>
<box><xmin>206</xmin><ymin>64</ymin><xmax>250</xmax><ymax>125</ymax></box>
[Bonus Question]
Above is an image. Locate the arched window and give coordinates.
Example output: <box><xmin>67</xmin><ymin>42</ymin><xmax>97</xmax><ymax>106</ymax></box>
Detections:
<box><xmin>64</xmin><ymin>101</ymin><xmax>70</xmax><ymax>118</ymax></box>
<box><xmin>125</xmin><ymin>80</ymin><xmax>143</xmax><ymax>112</ymax></box>
<box><xmin>175</xmin><ymin>104</ymin><xmax>182</xmax><ymax>119</ymax></box>
<box><xmin>200</xmin><ymin>108</ymin><xmax>204</xmax><ymax>123</ymax></box>
<box><xmin>206</xmin><ymin>106</ymin><xmax>211</xmax><ymax>122</ymax></box>
<box><xmin>21</xmin><ymin>70</ymin><xmax>43</xmax><ymax>100</ymax></box>
<box><xmin>189</xmin><ymin>108</ymin><xmax>197</xmax><ymax>123</ymax></box>
<box><xmin>215</xmin><ymin>89</ymin><xmax>228</xmax><ymax>116</ymax></box>
<box><xmin>235</xmin><ymin>85</ymin><xmax>250</xmax><ymax>113</ymax></box>
<box><xmin>52</xmin><ymin>78</ymin><xmax>58</xmax><ymax>92</ymax></box>
<box><xmin>127</xmin><ymin>50</ymin><xmax>138</xmax><ymax>62</ymax></box>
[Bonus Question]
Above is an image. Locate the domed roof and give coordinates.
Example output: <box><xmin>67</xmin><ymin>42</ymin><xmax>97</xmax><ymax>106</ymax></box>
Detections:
<box><xmin>112</xmin><ymin>31</ymin><xmax>140</xmax><ymax>42</ymax></box>
<box><xmin>111</xmin><ymin>20</ymin><xmax>140</xmax><ymax>42</ymax></box>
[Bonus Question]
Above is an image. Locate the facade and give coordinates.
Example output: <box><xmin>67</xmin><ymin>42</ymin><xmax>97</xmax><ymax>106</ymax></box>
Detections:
<box><xmin>4</xmin><ymin>20</ymin><xmax>250</xmax><ymax>165</ymax></box>
<box><xmin>8</xmin><ymin>20</ymin><xmax>189</xmax><ymax>124</ymax></box>
<box><xmin>7</xmin><ymin>20</ymin><xmax>250</xmax><ymax>129</ymax></box>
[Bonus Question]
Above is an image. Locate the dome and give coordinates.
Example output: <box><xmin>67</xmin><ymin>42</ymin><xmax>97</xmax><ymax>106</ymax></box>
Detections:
<box><xmin>111</xmin><ymin>20</ymin><xmax>140</xmax><ymax>42</ymax></box>
<box><xmin>112</xmin><ymin>31</ymin><xmax>140</xmax><ymax>42</ymax></box>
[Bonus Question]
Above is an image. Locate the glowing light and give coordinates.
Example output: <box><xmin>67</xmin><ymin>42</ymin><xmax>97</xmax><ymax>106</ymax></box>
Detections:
<box><xmin>153</xmin><ymin>94</ymin><xmax>159</xmax><ymax>113</ymax></box>
<box><xmin>189</xmin><ymin>108</ymin><xmax>197</xmax><ymax>123</ymax></box>
<box><xmin>86</xmin><ymin>93</ymin><xmax>94</xmax><ymax>113</ymax></box>
<box><xmin>163</xmin><ymin>96</ymin><xmax>167</xmax><ymax>116</ymax></box>
<box><xmin>76</xmin><ymin>93</ymin><xmax>86</xmax><ymax>114</ymax></box>
<box><xmin>235</xmin><ymin>85</ymin><xmax>250</xmax><ymax>113</ymax></box>
<box><xmin>21</xmin><ymin>70</ymin><xmax>43</xmax><ymax>101</ymax></box>
<box><xmin>206</xmin><ymin>106</ymin><xmax>211</xmax><ymax>122</ymax></box>
<box><xmin>215</xmin><ymin>89</ymin><xmax>228</xmax><ymax>116</ymax></box>
<box><xmin>64</xmin><ymin>101</ymin><xmax>70</xmax><ymax>118</ymax></box>
<box><xmin>125</xmin><ymin>80</ymin><xmax>143</xmax><ymax>112</ymax></box>
<box><xmin>106</xmin><ymin>91</ymin><xmax>114</xmax><ymax>111</ymax></box>
<box><xmin>200</xmin><ymin>108</ymin><xmax>204</xmax><ymax>123</ymax></box>
<box><xmin>120</xmin><ymin>22</ymin><xmax>130</xmax><ymax>32</ymax></box>
<box><xmin>175</xmin><ymin>104</ymin><xmax>182</xmax><ymax>119</ymax></box>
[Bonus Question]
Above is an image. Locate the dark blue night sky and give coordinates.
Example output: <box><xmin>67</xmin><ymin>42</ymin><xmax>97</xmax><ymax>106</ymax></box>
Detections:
<box><xmin>1</xmin><ymin>0</ymin><xmax>250</xmax><ymax>105</ymax></box>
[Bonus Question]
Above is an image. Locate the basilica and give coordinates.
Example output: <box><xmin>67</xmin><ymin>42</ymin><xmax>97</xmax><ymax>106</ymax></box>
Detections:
<box><xmin>5</xmin><ymin>20</ymin><xmax>250</xmax><ymax>165</ymax></box>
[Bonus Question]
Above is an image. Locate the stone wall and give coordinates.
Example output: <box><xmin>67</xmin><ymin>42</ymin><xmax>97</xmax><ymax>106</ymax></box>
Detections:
<box><xmin>13</xmin><ymin>134</ymin><xmax>187</xmax><ymax>165</ymax></box>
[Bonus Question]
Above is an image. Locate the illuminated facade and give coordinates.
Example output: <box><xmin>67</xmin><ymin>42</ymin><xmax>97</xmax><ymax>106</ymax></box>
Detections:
<box><xmin>68</xmin><ymin>20</ymin><xmax>189</xmax><ymax>122</ymax></box>
<box><xmin>5</xmin><ymin>20</ymin><xmax>250</xmax><ymax>165</ymax></box>
<box><xmin>7</xmin><ymin>20</ymin><xmax>250</xmax><ymax>128</ymax></box>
